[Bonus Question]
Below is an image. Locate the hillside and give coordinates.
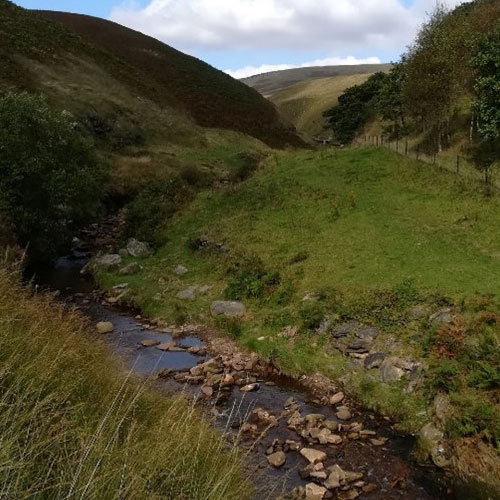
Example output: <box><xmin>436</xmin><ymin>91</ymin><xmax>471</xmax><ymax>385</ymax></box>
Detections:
<box><xmin>0</xmin><ymin>1</ymin><xmax>302</xmax><ymax>194</ymax></box>
<box><xmin>242</xmin><ymin>63</ymin><xmax>392</xmax><ymax>96</ymax></box>
<box><xmin>270</xmin><ymin>73</ymin><xmax>375</xmax><ymax>138</ymax></box>
<box><xmin>97</xmin><ymin>147</ymin><xmax>500</xmax><ymax>495</ymax></box>
<box><xmin>35</xmin><ymin>10</ymin><xmax>301</xmax><ymax>148</ymax></box>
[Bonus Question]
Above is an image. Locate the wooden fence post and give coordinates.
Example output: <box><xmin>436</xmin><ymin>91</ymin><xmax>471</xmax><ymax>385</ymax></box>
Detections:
<box><xmin>396</xmin><ymin>138</ymin><xmax>399</xmax><ymax>153</ymax></box>
<box><xmin>456</xmin><ymin>155</ymin><xmax>460</xmax><ymax>175</ymax></box>
<box><xmin>405</xmin><ymin>140</ymin><xmax>409</xmax><ymax>156</ymax></box>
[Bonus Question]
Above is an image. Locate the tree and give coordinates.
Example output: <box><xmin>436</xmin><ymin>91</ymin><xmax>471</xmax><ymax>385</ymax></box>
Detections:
<box><xmin>469</xmin><ymin>21</ymin><xmax>500</xmax><ymax>184</ymax></box>
<box><xmin>0</xmin><ymin>92</ymin><xmax>107</xmax><ymax>260</ymax></box>
<box><xmin>323</xmin><ymin>72</ymin><xmax>388</xmax><ymax>144</ymax></box>
<box><xmin>377</xmin><ymin>61</ymin><xmax>408</xmax><ymax>140</ymax></box>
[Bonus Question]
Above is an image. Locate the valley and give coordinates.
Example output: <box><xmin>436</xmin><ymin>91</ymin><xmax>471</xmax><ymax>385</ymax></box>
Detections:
<box><xmin>1</xmin><ymin>0</ymin><xmax>500</xmax><ymax>499</ymax></box>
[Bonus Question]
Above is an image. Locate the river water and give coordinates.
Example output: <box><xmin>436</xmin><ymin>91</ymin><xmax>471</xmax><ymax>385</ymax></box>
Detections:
<box><xmin>27</xmin><ymin>250</ymin><xmax>452</xmax><ymax>500</ymax></box>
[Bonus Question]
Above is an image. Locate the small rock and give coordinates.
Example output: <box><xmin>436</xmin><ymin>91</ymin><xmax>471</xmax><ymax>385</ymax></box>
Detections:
<box><xmin>336</xmin><ymin>407</ymin><xmax>352</xmax><ymax>421</ymax></box>
<box><xmin>370</xmin><ymin>438</ymin><xmax>388</xmax><ymax>447</ymax></box>
<box><xmin>93</xmin><ymin>254</ymin><xmax>122</xmax><ymax>272</ymax></box>
<box><xmin>300</xmin><ymin>448</ymin><xmax>327</xmax><ymax>464</ymax></box>
<box><xmin>140</xmin><ymin>339</ymin><xmax>160</xmax><ymax>347</ymax></box>
<box><xmin>118</xmin><ymin>262</ymin><xmax>141</xmax><ymax>276</ymax></box>
<box><xmin>362</xmin><ymin>483</ymin><xmax>378</xmax><ymax>494</ymax></box>
<box><xmin>330</xmin><ymin>392</ymin><xmax>344</xmax><ymax>405</ymax></box>
<box><xmin>240</xmin><ymin>383</ymin><xmax>259</xmax><ymax>392</ymax></box>
<box><xmin>126</xmin><ymin>238</ymin><xmax>152</xmax><ymax>258</ymax></box>
<box><xmin>305</xmin><ymin>483</ymin><xmax>327</xmax><ymax>500</ymax></box>
<box><xmin>357</xmin><ymin>326</ymin><xmax>379</xmax><ymax>340</ymax></box>
<box><xmin>429</xmin><ymin>308</ymin><xmax>454</xmax><ymax>325</ymax></box>
<box><xmin>338</xmin><ymin>490</ymin><xmax>359</xmax><ymax>500</ymax></box>
<box><xmin>364</xmin><ymin>353</ymin><xmax>386</xmax><ymax>370</ymax></box>
<box><xmin>156</xmin><ymin>341</ymin><xmax>177</xmax><ymax>351</ymax></box>
<box><xmin>173</xmin><ymin>264</ymin><xmax>188</xmax><ymax>276</ymax></box>
<box><xmin>176</xmin><ymin>286</ymin><xmax>198</xmax><ymax>301</ymax></box>
<box><xmin>201</xmin><ymin>386</ymin><xmax>213</xmax><ymax>397</ymax></box>
<box><xmin>331</xmin><ymin>321</ymin><xmax>362</xmax><ymax>338</ymax></box>
<box><xmin>210</xmin><ymin>300</ymin><xmax>246</xmax><ymax>317</ymax></box>
<box><xmin>96</xmin><ymin>321</ymin><xmax>114</xmax><ymax>334</ymax></box>
<box><xmin>380</xmin><ymin>361</ymin><xmax>405</xmax><ymax>382</ymax></box>
<box><xmin>267</xmin><ymin>451</ymin><xmax>286</xmax><ymax>468</ymax></box>
<box><xmin>285</xmin><ymin>440</ymin><xmax>301</xmax><ymax>451</ymax></box>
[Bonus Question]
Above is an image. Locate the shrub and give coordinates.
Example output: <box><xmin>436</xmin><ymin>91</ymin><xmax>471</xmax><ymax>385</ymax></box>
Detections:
<box><xmin>225</xmin><ymin>256</ymin><xmax>280</xmax><ymax>300</ymax></box>
<box><xmin>299</xmin><ymin>301</ymin><xmax>326</xmax><ymax>331</ymax></box>
<box><xmin>180</xmin><ymin>164</ymin><xmax>210</xmax><ymax>187</ymax></box>
<box><xmin>124</xmin><ymin>177</ymin><xmax>190</xmax><ymax>245</ymax></box>
<box><xmin>0</xmin><ymin>92</ymin><xmax>107</xmax><ymax>260</ymax></box>
<box><xmin>230</xmin><ymin>152</ymin><xmax>262</xmax><ymax>182</ymax></box>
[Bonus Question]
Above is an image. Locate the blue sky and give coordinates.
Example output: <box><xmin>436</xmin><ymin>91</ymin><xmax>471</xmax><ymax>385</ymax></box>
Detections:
<box><xmin>17</xmin><ymin>0</ymin><xmax>463</xmax><ymax>78</ymax></box>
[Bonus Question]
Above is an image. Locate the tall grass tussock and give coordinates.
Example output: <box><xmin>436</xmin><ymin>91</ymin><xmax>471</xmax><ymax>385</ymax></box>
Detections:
<box><xmin>0</xmin><ymin>267</ymin><xmax>251</xmax><ymax>499</ymax></box>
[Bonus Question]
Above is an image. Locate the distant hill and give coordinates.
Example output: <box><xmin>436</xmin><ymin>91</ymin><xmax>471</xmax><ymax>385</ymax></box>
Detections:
<box><xmin>0</xmin><ymin>1</ymin><xmax>302</xmax><ymax>151</ymax></box>
<box><xmin>242</xmin><ymin>64</ymin><xmax>392</xmax><ymax>96</ymax></box>
<box><xmin>270</xmin><ymin>73</ymin><xmax>376</xmax><ymax>138</ymax></box>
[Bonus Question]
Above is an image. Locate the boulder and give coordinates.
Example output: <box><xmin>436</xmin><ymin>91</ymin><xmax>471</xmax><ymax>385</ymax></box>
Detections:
<box><xmin>300</xmin><ymin>448</ymin><xmax>327</xmax><ymax>464</ymax></box>
<box><xmin>210</xmin><ymin>301</ymin><xmax>246</xmax><ymax>317</ymax></box>
<box><xmin>267</xmin><ymin>451</ymin><xmax>286</xmax><ymax>468</ymax></box>
<box><xmin>126</xmin><ymin>238</ymin><xmax>152</xmax><ymax>258</ymax></box>
<box><xmin>96</xmin><ymin>321</ymin><xmax>114</xmax><ymax>334</ymax></box>
<box><xmin>118</xmin><ymin>262</ymin><xmax>141</xmax><ymax>276</ymax></box>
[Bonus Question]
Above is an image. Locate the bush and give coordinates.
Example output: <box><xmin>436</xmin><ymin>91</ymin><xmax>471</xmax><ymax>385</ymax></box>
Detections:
<box><xmin>230</xmin><ymin>152</ymin><xmax>261</xmax><ymax>182</ymax></box>
<box><xmin>180</xmin><ymin>164</ymin><xmax>210</xmax><ymax>187</ymax></box>
<box><xmin>124</xmin><ymin>177</ymin><xmax>190</xmax><ymax>245</ymax></box>
<box><xmin>225</xmin><ymin>256</ymin><xmax>280</xmax><ymax>300</ymax></box>
<box><xmin>0</xmin><ymin>92</ymin><xmax>107</xmax><ymax>260</ymax></box>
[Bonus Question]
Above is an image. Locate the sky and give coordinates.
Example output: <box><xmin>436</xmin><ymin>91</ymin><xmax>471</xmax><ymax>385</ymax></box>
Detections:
<box><xmin>18</xmin><ymin>0</ymin><xmax>464</xmax><ymax>78</ymax></box>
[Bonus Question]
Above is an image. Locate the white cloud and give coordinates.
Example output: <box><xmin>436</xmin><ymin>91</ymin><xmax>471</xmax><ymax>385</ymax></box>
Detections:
<box><xmin>110</xmin><ymin>0</ymin><xmax>464</xmax><ymax>54</ymax></box>
<box><xmin>226</xmin><ymin>55</ymin><xmax>382</xmax><ymax>79</ymax></box>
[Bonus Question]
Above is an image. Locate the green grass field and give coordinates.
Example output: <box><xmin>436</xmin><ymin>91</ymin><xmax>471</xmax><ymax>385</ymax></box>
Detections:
<box><xmin>113</xmin><ymin>147</ymin><xmax>500</xmax><ymax>301</ymax></box>
<box><xmin>99</xmin><ymin>147</ymin><xmax>500</xmax><ymax>455</ymax></box>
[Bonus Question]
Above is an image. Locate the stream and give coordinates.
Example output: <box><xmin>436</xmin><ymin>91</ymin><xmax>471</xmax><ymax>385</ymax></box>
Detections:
<box><xmin>28</xmin><ymin>245</ymin><xmax>453</xmax><ymax>500</ymax></box>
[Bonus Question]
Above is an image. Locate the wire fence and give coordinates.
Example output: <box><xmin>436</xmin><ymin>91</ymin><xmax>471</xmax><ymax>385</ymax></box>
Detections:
<box><xmin>354</xmin><ymin>135</ymin><xmax>498</xmax><ymax>189</ymax></box>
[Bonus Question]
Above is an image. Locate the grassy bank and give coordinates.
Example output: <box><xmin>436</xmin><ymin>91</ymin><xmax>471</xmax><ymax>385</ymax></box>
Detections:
<box><xmin>0</xmin><ymin>267</ymin><xmax>251</xmax><ymax>499</ymax></box>
<box><xmin>98</xmin><ymin>147</ymin><xmax>500</xmax><ymax>492</ymax></box>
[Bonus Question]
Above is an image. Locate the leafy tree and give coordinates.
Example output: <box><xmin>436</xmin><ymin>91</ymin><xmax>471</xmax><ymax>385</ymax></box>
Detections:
<box><xmin>323</xmin><ymin>72</ymin><xmax>388</xmax><ymax>144</ymax></box>
<box><xmin>0</xmin><ymin>92</ymin><xmax>107</xmax><ymax>260</ymax></box>
<box><xmin>377</xmin><ymin>61</ymin><xmax>408</xmax><ymax>140</ymax></box>
<box><xmin>469</xmin><ymin>21</ymin><xmax>500</xmax><ymax>184</ymax></box>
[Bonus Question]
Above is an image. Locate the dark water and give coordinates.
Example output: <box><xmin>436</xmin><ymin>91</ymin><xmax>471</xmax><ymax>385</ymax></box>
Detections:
<box><xmin>29</xmin><ymin>253</ymin><xmax>453</xmax><ymax>500</ymax></box>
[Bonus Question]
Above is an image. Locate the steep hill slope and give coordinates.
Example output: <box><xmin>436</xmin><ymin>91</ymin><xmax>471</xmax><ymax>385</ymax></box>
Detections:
<box><xmin>0</xmin><ymin>1</ymin><xmax>301</xmax><ymax>173</ymax></box>
<box><xmin>270</xmin><ymin>73</ymin><xmax>375</xmax><ymax>138</ymax></box>
<box><xmin>35</xmin><ymin>10</ymin><xmax>301</xmax><ymax>148</ymax></box>
<box><xmin>242</xmin><ymin>63</ymin><xmax>392</xmax><ymax>96</ymax></box>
